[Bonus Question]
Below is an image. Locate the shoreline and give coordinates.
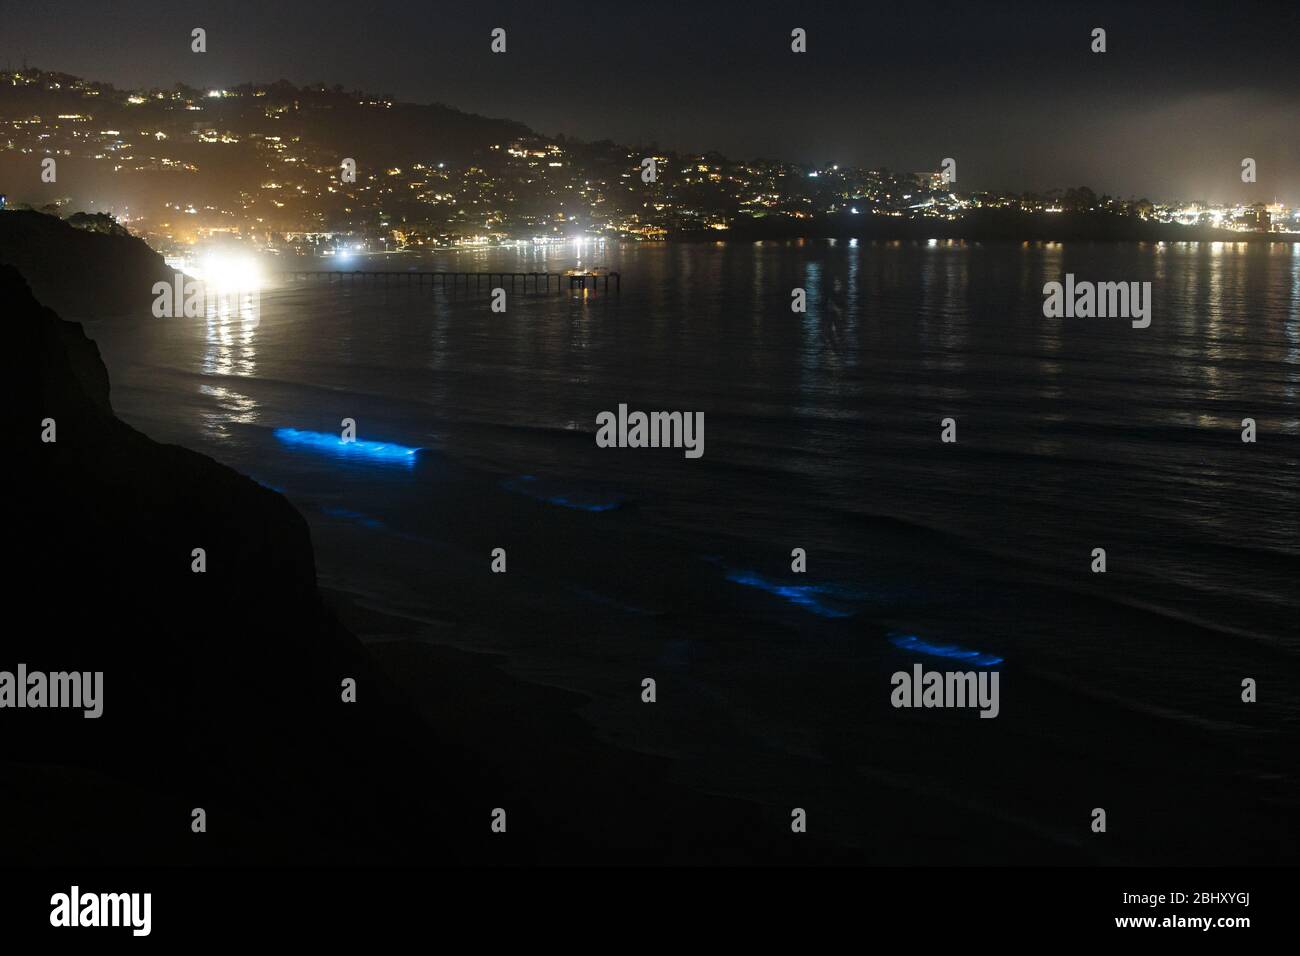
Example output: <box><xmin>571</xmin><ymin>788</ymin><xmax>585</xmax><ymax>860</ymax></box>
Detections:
<box><xmin>251</xmin><ymin>229</ymin><xmax>1300</xmax><ymax>265</ymax></box>
<box><xmin>251</xmin><ymin>213</ymin><xmax>1300</xmax><ymax>262</ymax></box>
<box><xmin>318</xmin><ymin>584</ymin><xmax>870</xmax><ymax>864</ymax></box>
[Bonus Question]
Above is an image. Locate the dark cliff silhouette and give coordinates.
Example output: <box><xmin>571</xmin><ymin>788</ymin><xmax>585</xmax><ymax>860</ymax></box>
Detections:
<box><xmin>0</xmin><ymin>210</ymin><xmax>176</xmax><ymax>318</ymax></box>
<box><xmin>6</xmin><ymin>260</ymin><xmax>530</xmax><ymax>864</ymax></box>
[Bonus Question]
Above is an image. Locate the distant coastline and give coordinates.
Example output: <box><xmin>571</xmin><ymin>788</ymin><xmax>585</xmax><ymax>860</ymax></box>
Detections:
<box><xmin>247</xmin><ymin>211</ymin><xmax>1300</xmax><ymax>257</ymax></box>
<box><xmin>673</xmin><ymin>209</ymin><xmax>1300</xmax><ymax>244</ymax></box>
<box><xmin>234</xmin><ymin>211</ymin><xmax>1300</xmax><ymax>267</ymax></box>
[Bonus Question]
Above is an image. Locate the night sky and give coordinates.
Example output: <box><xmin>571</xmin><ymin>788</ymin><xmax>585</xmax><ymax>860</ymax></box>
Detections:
<box><xmin>4</xmin><ymin>0</ymin><xmax>1297</xmax><ymax>203</ymax></box>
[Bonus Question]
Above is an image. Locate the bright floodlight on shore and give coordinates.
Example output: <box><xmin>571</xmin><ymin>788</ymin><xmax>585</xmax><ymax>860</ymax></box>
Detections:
<box><xmin>196</xmin><ymin>250</ymin><xmax>262</xmax><ymax>291</ymax></box>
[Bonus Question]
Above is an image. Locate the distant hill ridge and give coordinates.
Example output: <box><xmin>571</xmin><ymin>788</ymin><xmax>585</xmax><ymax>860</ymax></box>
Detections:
<box><xmin>1</xmin><ymin>67</ymin><xmax>534</xmax><ymax>166</ymax></box>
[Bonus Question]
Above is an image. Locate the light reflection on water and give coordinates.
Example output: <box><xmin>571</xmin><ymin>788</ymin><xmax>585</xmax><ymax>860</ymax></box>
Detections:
<box><xmin>201</xmin><ymin>293</ymin><xmax>260</xmax><ymax>380</ymax></box>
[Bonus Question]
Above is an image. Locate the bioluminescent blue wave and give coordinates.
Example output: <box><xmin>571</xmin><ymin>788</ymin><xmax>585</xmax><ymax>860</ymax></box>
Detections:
<box><xmin>889</xmin><ymin>633</ymin><xmax>1002</xmax><ymax>667</ymax></box>
<box><xmin>501</xmin><ymin>475</ymin><xmax>624</xmax><ymax>511</ymax></box>
<box><xmin>725</xmin><ymin>571</ymin><xmax>856</xmax><ymax>618</ymax></box>
<box><xmin>274</xmin><ymin>428</ymin><xmax>418</xmax><ymax>466</ymax></box>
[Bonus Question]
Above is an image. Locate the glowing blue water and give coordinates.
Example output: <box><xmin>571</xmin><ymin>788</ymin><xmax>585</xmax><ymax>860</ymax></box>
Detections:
<box><xmin>274</xmin><ymin>428</ymin><xmax>418</xmax><ymax>467</ymax></box>
<box><xmin>889</xmin><ymin>633</ymin><xmax>1002</xmax><ymax>667</ymax></box>
<box><xmin>724</xmin><ymin>571</ymin><xmax>857</xmax><ymax>618</ymax></box>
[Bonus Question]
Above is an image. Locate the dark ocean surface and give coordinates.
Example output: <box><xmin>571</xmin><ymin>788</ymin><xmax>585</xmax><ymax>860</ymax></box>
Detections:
<box><xmin>89</xmin><ymin>239</ymin><xmax>1300</xmax><ymax>863</ymax></box>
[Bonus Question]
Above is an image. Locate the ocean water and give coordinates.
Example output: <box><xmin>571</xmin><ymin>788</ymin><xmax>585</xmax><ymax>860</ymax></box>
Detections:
<box><xmin>90</xmin><ymin>239</ymin><xmax>1300</xmax><ymax>862</ymax></box>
